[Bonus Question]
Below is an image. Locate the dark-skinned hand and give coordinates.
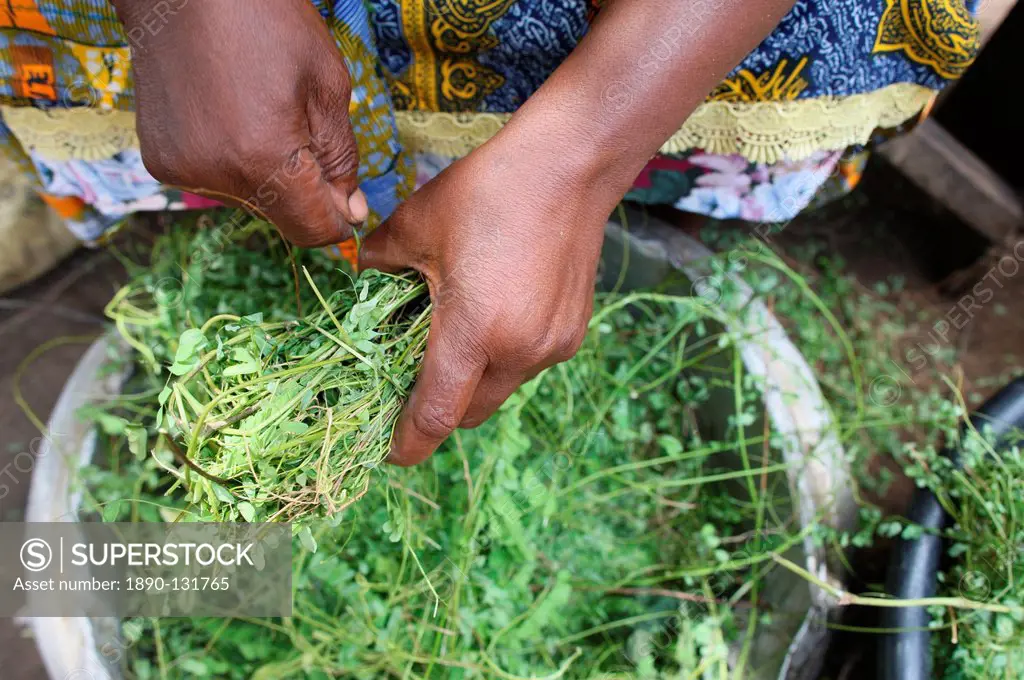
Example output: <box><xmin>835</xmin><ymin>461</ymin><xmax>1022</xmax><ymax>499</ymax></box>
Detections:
<box><xmin>112</xmin><ymin>0</ymin><xmax>367</xmax><ymax>247</ymax></box>
<box><xmin>114</xmin><ymin>0</ymin><xmax>795</xmax><ymax>466</ymax></box>
<box><xmin>360</xmin><ymin>129</ymin><xmax>609</xmax><ymax>466</ymax></box>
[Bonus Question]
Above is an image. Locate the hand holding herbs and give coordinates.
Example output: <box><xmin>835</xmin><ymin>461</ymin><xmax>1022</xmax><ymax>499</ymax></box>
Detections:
<box><xmin>360</xmin><ymin>142</ymin><xmax>608</xmax><ymax>467</ymax></box>
<box><xmin>95</xmin><ymin>219</ymin><xmax>812</xmax><ymax>677</ymax></box>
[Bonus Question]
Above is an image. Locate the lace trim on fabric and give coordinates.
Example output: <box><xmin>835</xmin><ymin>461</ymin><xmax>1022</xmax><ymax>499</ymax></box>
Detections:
<box><xmin>1</xmin><ymin>105</ymin><xmax>139</xmax><ymax>161</ymax></box>
<box><xmin>397</xmin><ymin>83</ymin><xmax>935</xmax><ymax>164</ymax></box>
<box><xmin>2</xmin><ymin>83</ymin><xmax>933</xmax><ymax>165</ymax></box>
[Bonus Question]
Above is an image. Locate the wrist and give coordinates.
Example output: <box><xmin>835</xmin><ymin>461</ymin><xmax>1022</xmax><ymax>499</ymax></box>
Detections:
<box><xmin>493</xmin><ymin>94</ymin><xmax>651</xmax><ymax>216</ymax></box>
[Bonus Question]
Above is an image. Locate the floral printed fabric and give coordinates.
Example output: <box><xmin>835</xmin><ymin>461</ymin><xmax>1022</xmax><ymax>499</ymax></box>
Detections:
<box><xmin>413</xmin><ymin>148</ymin><xmax>867</xmax><ymax>223</ymax></box>
<box><xmin>28</xmin><ymin>149</ymin><xmax>222</xmax><ymax>240</ymax></box>
<box><xmin>628</xmin><ymin>151</ymin><xmax>843</xmax><ymax>222</ymax></box>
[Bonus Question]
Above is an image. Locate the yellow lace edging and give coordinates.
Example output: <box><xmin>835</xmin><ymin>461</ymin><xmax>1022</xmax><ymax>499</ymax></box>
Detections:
<box><xmin>2</xmin><ymin>82</ymin><xmax>933</xmax><ymax>165</ymax></box>
<box><xmin>1</xmin><ymin>105</ymin><xmax>140</xmax><ymax>161</ymax></box>
<box><xmin>398</xmin><ymin>83</ymin><xmax>935</xmax><ymax>164</ymax></box>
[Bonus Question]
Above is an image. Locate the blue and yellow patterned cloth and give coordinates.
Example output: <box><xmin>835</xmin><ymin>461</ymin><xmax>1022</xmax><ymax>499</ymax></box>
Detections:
<box><xmin>0</xmin><ymin>0</ymin><xmax>981</xmax><ymax>248</ymax></box>
<box><xmin>367</xmin><ymin>0</ymin><xmax>979</xmax><ymax>110</ymax></box>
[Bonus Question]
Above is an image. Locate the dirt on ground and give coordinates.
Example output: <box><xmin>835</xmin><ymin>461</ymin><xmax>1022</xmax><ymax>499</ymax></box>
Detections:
<box><xmin>782</xmin><ymin>157</ymin><xmax>1024</xmax><ymax>392</ymax></box>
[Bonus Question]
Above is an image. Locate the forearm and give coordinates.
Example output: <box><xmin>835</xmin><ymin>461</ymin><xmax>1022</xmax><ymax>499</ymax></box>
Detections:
<box><xmin>498</xmin><ymin>0</ymin><xmax>796</xmax><ymax>201</ymax></box>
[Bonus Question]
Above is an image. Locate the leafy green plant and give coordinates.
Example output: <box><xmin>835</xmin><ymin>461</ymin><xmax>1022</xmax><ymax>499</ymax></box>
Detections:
<box><xmin>81</xmin><ymin>219</ymin><xmax>825</xmax><ymax>678</ymax></box>
<box><xmin>926</xmin><ymin>430</ymin><xmax>1024</xmax><ymax>680</ymax></box>
<box><xmin>711</xmin><ymin>230</ymin><xmax>1024</xmax><ymax>680</ymax></box>
<box><xmin>105</xmin><ymin>215</ymin><xmax>345</xmax><ymax>372</ymax></box>
<box><xmin>70</xmin><ymin>220</ymin><xmax>1024</xmax><ymax>679</ymax></box>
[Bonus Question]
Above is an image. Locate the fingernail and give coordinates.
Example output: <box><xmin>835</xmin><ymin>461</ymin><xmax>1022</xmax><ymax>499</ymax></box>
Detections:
<box><xmin>348</xmin><ymin>188</ymin><xmax>369</xmax><ymax>224</ymax></box>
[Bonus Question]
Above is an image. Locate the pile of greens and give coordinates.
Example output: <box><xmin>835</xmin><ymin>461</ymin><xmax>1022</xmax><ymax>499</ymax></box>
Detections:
<box><xmin>924</xmin><ymin>430</ymin><xmax>1024</xmax><ymax>680</ymax></box>
<box><xmin>84</xmin><ymin>219</ymin><xmax>815</xmax><ymax>678</ymax></box>
<box><xmin>162</xmin><ymin>269</ymin><xmax>429</xmax><ymax>525</ymax></box>
<box><xmin>716</xmin><ymin>228</ymin><xmax>1024</xmax><ymax>680</ymax></box>
<box><xmin>105</xmin><ymin>215</ymin><xmax>346</xmax><ymax>371</ymax></box>
<box><xmin>73</xmin><ymin>218</ymin><xmax>1023</xmax><ymax>678</ymax></box>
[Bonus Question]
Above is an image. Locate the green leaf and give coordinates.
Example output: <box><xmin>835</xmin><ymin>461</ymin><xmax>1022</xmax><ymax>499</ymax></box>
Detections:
<box><xmin>900</xmin><ymin>524</ymin><xmax>924</xmax><ymax>540</ymax></box>
<box><xmin>878</xmin><ymin>521</ymin><xmax>903</xmax><ymax>538</ymax></box>
<box><xmin>157</xmin><ymin>385</ymin><xmax>172</xmax><ymax>405</ymax></box>
<box><xmin>223</xmin><ymin>348</ymin><xmax>260</xmax><ymax>377</ymax></box>
<box><xmin>102</xmin><ymin>501</ymin><xmax>121</xmax><ymax>522</ymax></box>
<box><xmin>178</xmin><ymin>658</ymin><xmax>210</xmax><ymax>676</ymax></box>
<box><xmin>212</xmin><ymin>484</ymin><xmax>234</xmax><ymax>504</ymax></box>
<box><xmin>168</xmin><ymin>361</ymin><xmax>195</xmax><ymax>376</ymax></box>
<box><xmin>354</xmin><ymin>339</ymin><xmax>377</xmax><ymax>354</ymax></box>
<box><xmin>175</xmin><ymin>384</ymin><xmax>206</xmax><ymax>418</ymax></box>
<box><xmin>237</xmin><ymin>501</ymin><xmax>256</xmax><ymax>522</ymax></box>
<box><xmin>658</xmin><ymin>434</ymin><xmax>683</xmax><ymax>457</ymax></box>
<box><xmin>298</xmin><ymin>526</ymin><xmax>318</xmax><ymax>553</ymax></box>
<box><xmin>281</xmin><ymin>421</ymin><xmax>309</xmax><ymax>435</ymax></box>
<box><xmin>92</xmin><ymin>412</ymin><xmax>128</xmax><ymax>436</ymax></box>
<box><xmin>253</xmin><ymin>331</ymin><xmax>269</xmax><ymax>356</ymax></box>
<box><xmin>174</xmin><ymin>328</ymin><xmax>205</xmax><ymax>363</ymax></box>
<box><xmin>509</xmin><ymin>571</ymin><xmax>572</xmax><ymax>641</ymax></box>
<box><xmin>125</xmin><ymin>426</ymin><xmax>147</xmax><ymax>460</ymax></box>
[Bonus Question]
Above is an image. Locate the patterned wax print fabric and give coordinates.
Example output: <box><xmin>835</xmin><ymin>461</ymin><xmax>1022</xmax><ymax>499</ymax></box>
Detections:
<box><xmin>0</xmin><ymin>0</ymin><xmax>981</xmax><ymax>258</ymax></box>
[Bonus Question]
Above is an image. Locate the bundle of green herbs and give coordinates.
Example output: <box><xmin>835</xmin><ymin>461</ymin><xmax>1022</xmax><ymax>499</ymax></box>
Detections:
<box><xmin>162</xmin><ymin>269</ymin><xmax>429</xmax><ymax>525</ymax></box>
<box><xmin>106</xmin><ymin>216</ymin><xmax>431</xmax><ymax>525</ymax></box>
<box><xmin>105</xmin><ymin>215</ymin><xmax>345</xmax><ymax>371</ymax></box>
<box><xmin>90</xmin><ymin>291</ymin><xmax>798</xmax><ymax>678</ymax></box>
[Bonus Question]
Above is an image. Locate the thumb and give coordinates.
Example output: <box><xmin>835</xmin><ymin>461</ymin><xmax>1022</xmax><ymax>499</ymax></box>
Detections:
<box><xmin>389</xmin><ymin>323</ymin><xmax>486</xmax><ymax>466</ymax></box>
<box><xmin>359</xmin><ymin>215</ymin><xmax>411</xmax><ymax>274</ymax></box>
<box><xmin>262</xmin><ymin>147</ymin><xmax>353</xmax><ymax>248</ymax></box>
<box><xmin>307</xmin><ymin>69</ymin><xmax>368</xmax><ymax>227</ymax></box>
<box><xmin>360</xmin><ymin>192</ymin><xmax>432</xmax><ymax>274</ymax></box>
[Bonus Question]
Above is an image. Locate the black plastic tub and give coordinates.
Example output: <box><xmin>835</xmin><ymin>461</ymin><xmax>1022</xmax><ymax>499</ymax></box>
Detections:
<box><xmin>879</xmin><ymin>377</ymin><xmax>1024</xmax><ymax>680</ymax></box>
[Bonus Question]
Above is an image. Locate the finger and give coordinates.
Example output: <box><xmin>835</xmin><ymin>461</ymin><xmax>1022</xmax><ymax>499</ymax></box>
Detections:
<box><xmin>389</xmin><ymin>326</ymin><xmax>486</xmax><ymax>467</ymax></box>
<box><xmin>458</xmin><ymin>368</ymin><xmax>525</xmax><ymax>429</ymax></box>
<box><xmin>261</xmin><ymin>146</ymin><xmax>353</xmax><ymax>248</ymax></box>
<box><xmin>360</xmin><ymin>192</ymin><xmax>434</xmax><ymax>274</ymax></box>
<box><xmin>308</xmin><ymin>58</ymin><xmax>367</xmax><ymax>226</ymax></box>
